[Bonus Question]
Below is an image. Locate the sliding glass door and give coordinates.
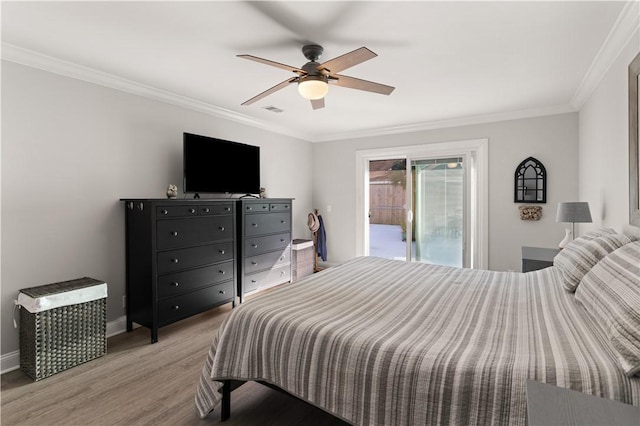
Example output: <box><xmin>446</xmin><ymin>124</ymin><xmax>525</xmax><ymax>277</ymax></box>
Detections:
<box><xmin>410</xmin><ymin>157</ymin><xmax>464</xmax><ymax>267</ymax></box>
<box><xmin>356</xmin><ymin>139</ymin><xmax>488</xmax><ymax>270</ymax></box>
<box><xmin>367</xmin><ymin>156</ymin><xmax>465</xmax><ymax>267</ymax></box>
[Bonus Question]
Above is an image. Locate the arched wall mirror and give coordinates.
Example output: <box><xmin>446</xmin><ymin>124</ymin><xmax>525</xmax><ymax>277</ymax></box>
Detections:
<box><xmin>514</xmin><ymin>157</ymin><xmax>546</xmax><ymax>203</ymax></box>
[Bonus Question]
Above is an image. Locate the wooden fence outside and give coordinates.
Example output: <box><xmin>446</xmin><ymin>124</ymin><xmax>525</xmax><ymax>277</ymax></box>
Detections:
<box><xmin>369</xmin><ymin>182</ymin><xmax>405</xmax><ymax>225</ymax></box>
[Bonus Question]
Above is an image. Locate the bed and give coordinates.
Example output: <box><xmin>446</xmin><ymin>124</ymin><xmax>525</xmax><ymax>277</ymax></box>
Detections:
<box><xmin>195</xmin><ymin>230</ymin><xmax>640</xmax><ymax>425</ymax></box>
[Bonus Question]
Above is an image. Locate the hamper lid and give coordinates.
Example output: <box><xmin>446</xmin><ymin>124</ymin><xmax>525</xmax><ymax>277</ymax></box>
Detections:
<box><xmin>292</xmin><ymin>239</ymin><xmax>314</xmax><ymax>250</ymax></box>
<box><xmin>18</xmin><ymin>277</ymin><xmax>107</xmax><ymax>313</ymax></box>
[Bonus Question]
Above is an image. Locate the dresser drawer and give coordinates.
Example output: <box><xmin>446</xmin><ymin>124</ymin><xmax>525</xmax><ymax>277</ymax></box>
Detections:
<box><xmin>243</xmin><ymin>203</ymin><xmax>270</xmax><ymax>213</ymax></box>
<box><xmin>156</xmin><ymin>205</ymin><xmax>199</xmax><ymax>218</ymax></box>
<box><xmin>244</xmin><ymin>212</ymin><xmax>290</xmax><ymax>237</ymax></box>
<box><xmin>244</xmin><ymin>232</ymin><xmax>290</xmax><ymax>257</ymax></box>
<box><xmin>245</xmin><ymin>249</ymin><xmax>291</xmax><ymax>274</ymax></box>
<box><xmin>244</xmin><ymin>265</ymin><xmax>291</xmax><ymax>294</ymax></box>
<box><xmin>200</xmin><ymin>203</ymin><xmax>233</xmax><ymax>216</ymax></box>
<box><xmin>157</xmin><ymin>261</ymin><xmax>234</xmax><ymax>298</ymax></box>
<box><xmin>158</xmin><ymin>281</ymin><xmax>234</xmax><ymax>325</ymax></box>
<box><xmin>269</xmin><ymin>203</ymin><xmax>291</xmax><ymax>212</ymax></box>
<box><xmin>157</xmin><ymin>241</ymin><xmax>233</xmax><ymax>274</ymax></box>
<box><xmin>156</xmin><ymin>216</ymin><xmax>232</xmax><ymax>250</ymax></box>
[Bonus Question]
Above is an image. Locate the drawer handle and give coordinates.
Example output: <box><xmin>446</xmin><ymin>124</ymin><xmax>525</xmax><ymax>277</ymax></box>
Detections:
<box><xmin>280</xmin><ymin>256</ymin><xmax>285</xmax><ymax>261</ymax></box>
<box><xmin>252</xmin><ymin>223</ymin><xmax>258</xmax><ymax>228</ymax></box>
<box><xmin>247</xmin><ymin>207</ymin><xmax>253</xmax><ymax>211</ymax></box>
<box><xmin>171</xmin><ymin>231</ymin><xmax>178</xmax><ymax>237</ymax></box>
<box><xmin>218</xmin><ymin>226</ymin><xmax>225</xmax><ymax>231</ymax></box>
<box><xmin>161</xmin><ymin>209</ymin><xmax>168</xmax><ymax>215</ymax></box>
<box><xmin>280</xmin><ymin>271</ymin><xmax>285</xmax><ymax>276</ymax></box>
<box><xmin>219</xmin><ymin>290</ymin><xmax>226</xmax><ymax>295</ymax></box>
<box><xmin>173</xmin><ymin>305</ymin><xmax>180</xmax><ymax>310</ymax></box>
<box><xmin>251</xmin><ymin>261</ymin><xmax>258</xmax><ymax>265</ymax></box>
<box><xmin>203</xmin><ymin>207</ymin><xmax>210</xmax><ymax>213</ymax></box>
<box><xmin>280</xmin><ymin>220</ymin><xmax>286</xmax><ymax>224</ymax></box>
<box><xmin>251</xmin><ymin>244</ymin><xmax>258</xmax><ymax>248</ymax></box>
<box><xmin>251</xmin><ymin>279</ymin><xmax>257</xmax><ymax>283</ymax></box>
<box><xmin>219</xmin><ymin>270</ymin><xmax>226</xmax><ymax>275</ymax></box>
<box><xmin>225</xmin><ymin>207</ymin><xmax>231</xmax><ymax>212</ymax></box>
<box><xmin>171</xmin><ymin>282</ymin><xmax>179</xmax><ymax>287</ymax></box>
<box><xmin>171</xmin><ymin>258</ymin><xmax>179</xmax><ymax>264</ymax></box>
<box><xmin>280</xmin><ymin>239</ymin><xmax>285</xmax><ymax>242</ymax></box>
<box><xmin>262</xmin><ymin>205</ymin><xmax>268</xmax><ymax>209</ymax></box>
<box><xmin>219</xmin><ymin>249</ymin><xmax>225</xmax><ymax>255</ymax></box>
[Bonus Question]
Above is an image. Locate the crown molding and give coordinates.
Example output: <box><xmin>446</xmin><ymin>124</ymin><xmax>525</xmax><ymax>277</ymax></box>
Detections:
<box><xmin>313</xmin><ymin>104</ymin><xmax>576</xmax><ymax>143</ymax></box>
<box><xmin>1</xmin><ymin>43</ymin><xmax>313</xmax><ymax>142</ymax></box>
<box><xmin>571</xmin><ymin>1</ymin><xmax>640</xmax><ymax>109</ymax></box>
<box><xmin>0</xmin><ymin>42</ymin><xmax>587</xmax><ymax>144</ymax></box>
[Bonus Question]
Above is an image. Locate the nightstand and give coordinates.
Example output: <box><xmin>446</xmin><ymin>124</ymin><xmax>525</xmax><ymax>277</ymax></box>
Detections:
<box><xmin>526</xmin><ymin>380</ymin><xmax>640</xmax><ymax>426</ymax></box>
<box><xmin>521</xmin><ymin>246</ymin><xmax>559</xmax><ymax>272</ymax></box>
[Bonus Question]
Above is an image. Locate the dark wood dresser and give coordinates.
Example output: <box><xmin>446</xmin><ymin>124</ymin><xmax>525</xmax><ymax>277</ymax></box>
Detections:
<box><xmin>237</xmin><ymin>199</ymin><xmax>293</xmax><ymax>303</ymax></box>
<box><xmin>122</xmin><ymin>199</ymin><xmax>236</xmax><ymax>343</ymax></box>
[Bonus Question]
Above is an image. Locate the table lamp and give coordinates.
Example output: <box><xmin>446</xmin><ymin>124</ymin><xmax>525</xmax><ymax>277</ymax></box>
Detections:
<box><xmin>556</xmin><ymin>202</ymin><xmax>592</xmax><ymax>248</ymax></box>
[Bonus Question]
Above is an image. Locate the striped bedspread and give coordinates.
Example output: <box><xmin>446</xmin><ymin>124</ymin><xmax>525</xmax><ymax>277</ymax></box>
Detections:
<box><xmin>195</xmin><ymin>256</ymin><xmax>640</xmax><ymax>425</ymax></box>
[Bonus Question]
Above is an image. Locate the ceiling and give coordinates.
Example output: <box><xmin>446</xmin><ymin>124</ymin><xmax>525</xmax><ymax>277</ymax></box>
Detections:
<box><xmin>1</xmin><ymin>1</ymin><xmax>631</xmax><ymax>142</ymax></box>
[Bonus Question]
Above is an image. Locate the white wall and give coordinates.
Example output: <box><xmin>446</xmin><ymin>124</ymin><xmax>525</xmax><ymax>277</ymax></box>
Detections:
<box><xmin>1</xmin><ymin>61</ymin><xmax>313</xmax><ymax>356</ymax></box>
<box><xmin>312</xmin><ymin>113</ymin><xmax>579</xmax><ymax>271</ymax></box>
<box><xmin>578</xmin><ymin>32</ymin><xmax>639</xmax><ymax>232</ymax></box>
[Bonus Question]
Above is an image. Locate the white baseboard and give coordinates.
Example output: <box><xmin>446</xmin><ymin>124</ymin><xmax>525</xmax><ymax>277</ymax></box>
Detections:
<box><xmin>1</xmin><ymin>351</ymin><xmax>20</xmax><ymax>374</ymax></box>
<box><xmin>1</xmin><ymin>316</ymin><xmax>128</xmax><ymax>375</ymax></box>
<box><xmin>106</xmin><ymin>315</ymin><xmax>127</xmax><ymax>338</ymax></box>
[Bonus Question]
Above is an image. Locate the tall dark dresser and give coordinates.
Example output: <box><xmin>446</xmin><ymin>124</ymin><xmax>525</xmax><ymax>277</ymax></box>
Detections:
<box><xmin>122</xmin><ymin>199</ymin><xmax>236</xmax><ymax>343</ymax></box>
<box><xmin>237</xmin><ymin>199</ymin><xmax>293</xmax><ymax>303</ymax></box>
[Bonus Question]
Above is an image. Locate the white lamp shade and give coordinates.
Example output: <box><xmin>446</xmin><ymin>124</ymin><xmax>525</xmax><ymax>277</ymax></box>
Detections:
<box><xmin>298</xmin><ymin>78</ymin><xmax>328</xmax><ymax>100</ymax></box>
<box><xmin>556</xmin><ymin>202</ymin><xmax>592</xmax><ymax>223</ymax></box>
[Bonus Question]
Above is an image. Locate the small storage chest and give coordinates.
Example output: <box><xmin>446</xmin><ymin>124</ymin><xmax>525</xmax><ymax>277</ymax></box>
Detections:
<box><xmin>292</xmin><ymin>239</ymin><xmax>315</xmax><ymax>282</ymax></box>
<box><xmin>18</xmin><ymin>277</ymin><xmax>107</xmax><ymax>381</ymax></box>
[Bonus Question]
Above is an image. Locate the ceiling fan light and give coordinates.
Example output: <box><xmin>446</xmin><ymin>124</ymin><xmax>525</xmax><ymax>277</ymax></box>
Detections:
<box><xmin>298</xmin><ymin>77</ymin><xmax>328</xmax><ymax>100</ymax></box>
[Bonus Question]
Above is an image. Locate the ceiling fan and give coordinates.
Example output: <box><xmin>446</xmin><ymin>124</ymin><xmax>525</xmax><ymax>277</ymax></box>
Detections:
<box><xmin>237</xmin><ymin>45</ymin><xmax>395</xmax><ymax>110</ymax></box>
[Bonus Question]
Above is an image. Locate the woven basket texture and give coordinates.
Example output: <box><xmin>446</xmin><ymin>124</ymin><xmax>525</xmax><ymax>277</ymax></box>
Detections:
<box><xmin>292</xmin><ymin>246</ymin><xmax>315</xmax><ymax>263</ymax></box>
<box><xmin>292</xmin><ymin>246</ymin><xmax>315</xmax><ymax>282</ymax></box>
<box><xmin>19</xmin><ymin>279</ymin><xmax>107</xmax><ymax>381</ymax></box>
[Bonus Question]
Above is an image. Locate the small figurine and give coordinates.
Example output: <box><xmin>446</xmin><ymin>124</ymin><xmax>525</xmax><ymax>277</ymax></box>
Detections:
<box><xmin>259</xmin><ymin>187</ymin><xmax>267</xmax><ymax>199</ymax></box>
<box><xmin>166</xmin><ymin>184</ymin><xmax>178</xmax><ymax>199</ymax></box>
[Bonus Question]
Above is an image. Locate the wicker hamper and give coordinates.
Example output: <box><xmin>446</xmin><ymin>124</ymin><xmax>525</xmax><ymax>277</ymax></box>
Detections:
<box><xmin>18</xmin><ymin>277</ymin><xmax>107</xmax><ymax>381</ymax></box>
<box><xmin>292</xmin><ymin>239</ymin><xmax>315</xmax><ymax>282</ymax></box>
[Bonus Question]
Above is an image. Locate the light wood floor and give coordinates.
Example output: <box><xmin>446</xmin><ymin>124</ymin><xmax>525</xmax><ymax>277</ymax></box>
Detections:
<box><xmin>1</xmin><ymin>302</ymin><xmax>348</xmax><ymax>426</ymax></box>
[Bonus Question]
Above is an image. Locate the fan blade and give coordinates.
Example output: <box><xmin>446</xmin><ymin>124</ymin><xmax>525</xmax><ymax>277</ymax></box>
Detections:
<box><xmin>237</xmin><ymin>54</ymin><xmax>304</xmax><ymax>74</ymax></box>
<box><xmin>332</xmin><ymin>74</ymin><xmax>395</xmax><ymax>95</ymax></box>
<box><xmin>310</xmin><ymin>98</ymin><xmax>325</xmax><ymax>110</ymax></box>
<box><xmin>319</xmin><ymin>47</ymin><xmax>377</xmax><ymax>74</ymax></box>
<box><xmin>241</xmin><ymin>77</ymin><xmax>298</xmax><ymax>106</ymax></box>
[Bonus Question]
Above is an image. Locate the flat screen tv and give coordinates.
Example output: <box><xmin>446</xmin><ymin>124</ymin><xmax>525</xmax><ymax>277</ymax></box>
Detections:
<box><xmin>183</xmin><ymin>132</ymin><xmax>260</xmax><ymax>195</ymax></box>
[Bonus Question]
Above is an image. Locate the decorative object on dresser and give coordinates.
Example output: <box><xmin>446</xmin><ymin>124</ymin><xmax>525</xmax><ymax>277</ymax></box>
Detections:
<box><xmin>514</xmin><ymin>157</ymin><xmax>546</xmax><ymax>203</ymax></box>
<box><xmin>556</xmin><ymin>202</ymin><xmax>592</xmax><ymax>248</ymax></box>
<box><xmin>237</xmin><ymin>199</ymin><xmax>292</xmax><ymax>303</ymax></box>
<box><xmin>122</xmin><ymin>199</ymin><xmax>236</xmax><ymax>343</ymax></box>
<box><xmin>521</xmin><ymin>246</ymin><xmax>559</xmax><ymax>272</ymax></box>
<box><xmin>166</xmin><ymin>184</ymin><xmax>178</xmax><ymax>199</ymax></box>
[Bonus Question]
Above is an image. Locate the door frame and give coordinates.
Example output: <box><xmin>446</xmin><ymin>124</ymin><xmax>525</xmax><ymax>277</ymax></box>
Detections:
<box><xmin>355</xmin><ymin>138</ymin><xmax>488</xmax><ymax>269</ymax></box>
